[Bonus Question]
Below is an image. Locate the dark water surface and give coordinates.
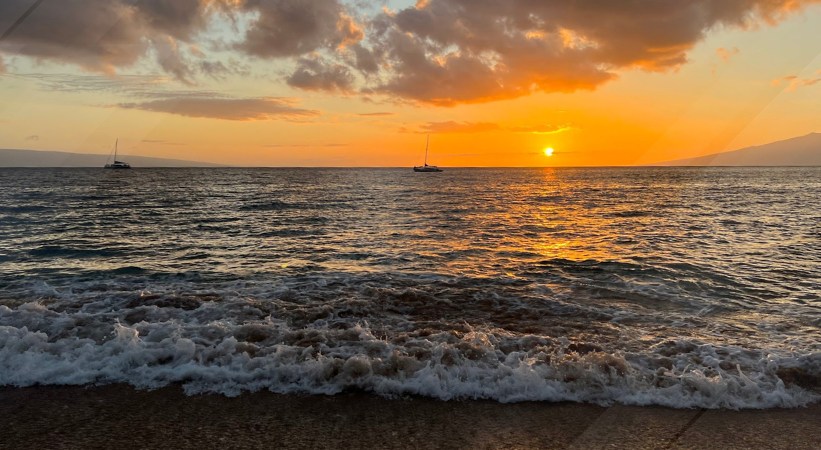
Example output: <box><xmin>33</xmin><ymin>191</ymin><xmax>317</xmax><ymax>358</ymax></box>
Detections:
<box><xmin>0</xmin><ymin>167</ymin><xmax>818</xmax><ymax>408</ymax></box>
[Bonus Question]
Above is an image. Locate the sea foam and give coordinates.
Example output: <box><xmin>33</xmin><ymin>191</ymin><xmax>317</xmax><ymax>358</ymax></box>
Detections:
<box><xmin>1</xmin><ymin>300</ymin><xmax>817</xmax><ymax>409</ymax></box>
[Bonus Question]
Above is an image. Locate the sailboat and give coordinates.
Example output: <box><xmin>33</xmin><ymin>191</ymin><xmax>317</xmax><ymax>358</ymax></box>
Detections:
<box><xmin>413</xmin><ymin>135</ymin><xmax>443</xmax><ymax>172</ymax></box>
<box><xmin>104</xmin><ymin>139</ymin><xmax>131</xmax><ymax>169</ymax></box>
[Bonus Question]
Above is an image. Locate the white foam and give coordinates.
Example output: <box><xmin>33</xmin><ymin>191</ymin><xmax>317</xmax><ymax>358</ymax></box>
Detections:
<box><xmin>1</xmin><ymin>301</ymin><xmax>817</xmax><ymax>409</ymax></box>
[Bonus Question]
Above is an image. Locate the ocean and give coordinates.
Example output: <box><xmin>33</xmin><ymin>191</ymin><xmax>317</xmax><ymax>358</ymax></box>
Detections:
<box><xmin>0</xmin><ymin>167</ymin><xmax>818</xmax><ymax>409</ymax></box>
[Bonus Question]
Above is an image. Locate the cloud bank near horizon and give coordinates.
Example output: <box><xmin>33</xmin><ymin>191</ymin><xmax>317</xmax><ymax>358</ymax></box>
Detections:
<box><xmin>118</xmin><ymin>96</ymin><xmax>318</xmax><ymax>121</ymax></box>
<box><xmin>1</xmin><ymin>0</ymin><xmax>819</xmax><ymax>107</ymax></box>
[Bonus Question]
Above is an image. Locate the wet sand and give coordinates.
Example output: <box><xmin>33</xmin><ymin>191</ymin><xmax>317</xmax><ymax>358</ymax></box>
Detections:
<box><xmin>1</xmin><ymin>385</ymin><xmax>818</xmax><ymax>449</ymax></box>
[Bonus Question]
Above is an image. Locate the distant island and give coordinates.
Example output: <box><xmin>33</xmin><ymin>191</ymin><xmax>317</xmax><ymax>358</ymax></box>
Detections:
<box><xmin>0</xmin><ymin>149</ymin><xmax>224</xmax><ymax>168</ymax></box>
<box><xmin>653</xmin><ymin>133</ymin><xmax>821</xmax><ymax>166</ymax></box>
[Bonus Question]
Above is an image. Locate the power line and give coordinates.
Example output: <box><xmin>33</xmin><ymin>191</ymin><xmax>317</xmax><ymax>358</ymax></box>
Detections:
<box><xmin>0</xmin><ymin>0</ymin><xmax>46</xmax><ymax>42</ymax></box>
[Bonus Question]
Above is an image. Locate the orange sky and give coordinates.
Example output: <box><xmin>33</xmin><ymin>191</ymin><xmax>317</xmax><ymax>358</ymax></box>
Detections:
<box><xmin>1</xmin><ymin>0</ymin><xmax>820</xmax><ymax>166</ymax></box>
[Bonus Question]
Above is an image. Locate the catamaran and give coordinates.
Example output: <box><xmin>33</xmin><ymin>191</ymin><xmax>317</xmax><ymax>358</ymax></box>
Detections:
<box><xmin>104</xmin><ymin>139</ymin><xmax>131</xmax><ymax>169</ymax></box>
<box><xmin>413</xmin><ymin>135</ymin><xmax>443</xmax><ymax>172</ymax></box>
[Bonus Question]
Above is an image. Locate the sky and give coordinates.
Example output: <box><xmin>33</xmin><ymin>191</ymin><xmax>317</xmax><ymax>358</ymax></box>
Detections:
<box><xmin>0</xmin><ymin>0</ymin><xmax>820</xmax><ymax>167</ymax></box>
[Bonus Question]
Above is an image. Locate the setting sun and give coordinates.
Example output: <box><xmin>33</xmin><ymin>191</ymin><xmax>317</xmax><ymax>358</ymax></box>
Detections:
<box><xmin>544</xmin><ymin>148</ymin><xmax>555</xmax><ymax>157</ymax></box>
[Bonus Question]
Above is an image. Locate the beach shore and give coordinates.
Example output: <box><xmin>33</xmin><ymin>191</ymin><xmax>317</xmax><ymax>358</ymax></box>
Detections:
<box><xmin>1</xmin><ymin>385</ymin><xmax>818</xmax><ymax>449</ymax></box>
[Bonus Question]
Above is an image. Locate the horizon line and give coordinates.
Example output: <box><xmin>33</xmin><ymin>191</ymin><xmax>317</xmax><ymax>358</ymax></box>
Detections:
<box><xmin>1</xmin><ymin>165</ymin><xmax>819</xmax><ymax>169</ymax></box>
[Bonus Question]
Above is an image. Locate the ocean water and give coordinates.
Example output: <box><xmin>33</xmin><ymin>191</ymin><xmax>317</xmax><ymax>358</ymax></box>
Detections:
<box><xmin>0</xmin><ymin>167</ymin><xmax>818</xmax><ymax>409</ymax></box>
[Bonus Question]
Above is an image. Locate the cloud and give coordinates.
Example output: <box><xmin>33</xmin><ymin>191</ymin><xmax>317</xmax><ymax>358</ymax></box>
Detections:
<box><xmin>0</xmin><ymin>0</ymin><xmax>218</xmax><ymax>78</ymax></box>
<box><xmin>118</xmin><ymin>96</ymin><xmax>319</xmax><ymax>120</ymax></box>
<box><xmin>772</xmin><ymin>73</ymin><xmax>821</xmax><ymax>91</ymax></box>
<box><xmin>25</xmin><ymin>134</ymin><xmax>39</xmax><ymax>141</ymax></box>
<box><xmin>0</xmin><ymin>0</ymin><xmax>45</xmax><ymax>41</ymax></box>
<box><xmin>0</xmin><ymin>0</ymin><xmax>366</xmax><ymax>85</ymax></box>
<box><xmin>407</xmin><ymin>121</ymin><xmax>574</xmax><ymax>135</ymax></box>
<box><xmin>415</xmin><ymin>121</ymin><xmax>500</xmax><ymax>134</ymax></box>
<box><xmin>141</xmin><ymin>139</ymin><xmax>185</xmax><ymax>146</ymax></box>
<box><xmin>286</xmin><ymin>56</ymin><xmax>354</xmax><ymax>92</ymax></box>
<box><xmin>135</xmin><ymin>0</ymin><xmax>214</xmax><ymax>40</ymax></box>
<box><xmin>508</xmin><ymin>125</ymin><xmax>574</xmax><ymax>135</ymax></box>
<box><xmin>151</xmin><ymin>36</ymin><xmax>196</xmax><ymax>85</ymax></box>
<box><xmin>1</xmin><ymin>0</ymin><xmax>819</xmax><ymax>105</ymax></box>
<box><xmin>237</xmin><ymin>0</ymin><xmax>364</xmax><ymax>58</ymax></box>
<box><xmin>6</xmin><ymin>73</ymin><xmax>171</xmax><ymax>94</ymax></box>
<box><xmin>360</xmin><ymin>0</ymin><xmax>821</xmax><ymax>105</ymax></box>
<box><xmin>348</xmin><ymin>43</ymin><xmax>379</xmax><ymax>74</ymax></box>
<box><xmin>357</xmin><ymin>112</ymin><xmax>394</xmax><ymax>117</ymax></box>
<box><xmin>0</xmin><ymin>0</ymin><xmax>147</xmax><ymax>73</ymax></box>
<box><xmin>263</xmin><ymin>143</ymin><xmax>347</xmax><ymax>148</ymax></box>
<box><xmin>198</xmin><ymin>59</ymin><xmax>251</xmax><ymax>80</ymax></box>
<box><xmin>11</xmin><ymin>72</ymin><xmax>323</xmax><ymax>122</ymax></box>
<box><xmin>716</xmin><ymin>47</ymin><xmax>740</xmax><ymax>63</ymax></box>
<box><xmin>771</xmin><ymin>75</ymin><xmax>797</xmax><ymax>86</ymax></box>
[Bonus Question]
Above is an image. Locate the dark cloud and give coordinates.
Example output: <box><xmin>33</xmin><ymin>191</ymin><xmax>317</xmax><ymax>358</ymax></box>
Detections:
<box><xmin>135</xmin><ymin>0</ymin><xmax>212</xmax><ymax>40</ymax></box>
<box><xmin>348</xmin><ymin>43</ymin><xmax>379</xmax><ymax>74</ymax></box>
<box><xmin>198</xmin><ymin>59</ymin><xmax>251</xmax><ymax>80</ymax></box>
<box><xmin>286</xmin><ymin>56</ymin><xmax>354</xmax><ymax>92</ymax></box>
<box><xmin>0</xmin><ymin>0</ymin><xmax>365</xmax><ymax>85</ymax></box>
<box><xmin>118</xmin><ymin>96</ymin><xmax>319</xmax><ymax>120</ymax></box>
<box><xmin>0</xmin><ymin>0</ymin><xmax>223</xmax><ymax>78</ymax></box>
<box><xmin>237</xmin><ymin>0</ymin><xmax>363</xmax><ymax>58</ymax></box>
<box><xmin>0</xmin><ymin>0</ymin><xmax>149</xmax><ymax>73</ymax></box>
<box><xmin>362</xmin><ymin>0</ymin><xmax>821</xmax><ymax>105</ymax></box>
<box><xmin>0</xmin><ymin>0</ymin><xmax>45</xmax><ymax>42</ymax></box>
<box><xmin>0</xmin><ymin>0</ymin><xmax>818</xmax><ymax>105</ymax></box>
<box><xmin>152</xmin><ymin>36</ymin><xmax>196</xmax><ymax>85</ymax></box>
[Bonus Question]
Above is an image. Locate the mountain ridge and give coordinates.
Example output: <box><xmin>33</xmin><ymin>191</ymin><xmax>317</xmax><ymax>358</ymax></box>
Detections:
<box><xmin>0</xmin><ymin>149</ymin><xmax>225</xmax><ymax>168</ymax></box>
<box><xmin>652</xmin><ymin>133</ymin><xmax>821</xmax><ymax>166</ymax></box>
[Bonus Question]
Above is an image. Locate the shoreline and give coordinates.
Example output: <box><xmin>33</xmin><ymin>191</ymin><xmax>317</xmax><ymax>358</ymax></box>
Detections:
<box><xmin>1</xmin><ymin>385</ymin><xmax>818</xmax><ymax>449</ymax></box>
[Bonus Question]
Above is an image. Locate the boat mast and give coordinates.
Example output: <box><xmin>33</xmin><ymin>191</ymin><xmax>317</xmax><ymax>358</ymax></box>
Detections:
<box><xmin>425</xmin><ymin>134</ymin><xmax>430</xmax><ymax>166</ymax></box>
<box><xmin>114</xmin><ymin>138</ymin><xmax>118</xmax><ymax>161</ymax></box>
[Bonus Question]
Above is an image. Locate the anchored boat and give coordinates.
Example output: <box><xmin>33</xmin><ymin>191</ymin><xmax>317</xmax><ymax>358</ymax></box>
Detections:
<box><xmin>413</xmin><ymin>135</ymin><xmax>443</xmax><ymax>172</ymax></box>
<box><xmin>104</xmin><ymin>139</ymin><xmax>131</xmax><ymax>169</ymax></box>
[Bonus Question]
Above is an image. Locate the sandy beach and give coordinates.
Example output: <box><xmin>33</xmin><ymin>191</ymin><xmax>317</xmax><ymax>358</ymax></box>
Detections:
<box><xmin>1</xmin><ymin>385</ymin><xmax>818</xmax><ymax>449</ymax></box>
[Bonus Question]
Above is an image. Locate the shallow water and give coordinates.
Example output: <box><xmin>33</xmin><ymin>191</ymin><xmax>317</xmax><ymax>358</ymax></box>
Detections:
<box><xmin>0</xmin><ymin>167</ymin><xmax>819</xmax><ymax>408</ymax></box>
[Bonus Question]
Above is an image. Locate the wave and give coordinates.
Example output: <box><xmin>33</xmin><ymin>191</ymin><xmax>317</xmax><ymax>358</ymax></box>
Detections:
<box><xmin>28</xmin><ymin>246</ymin><xmax>124</xmax><ymax>258</ymax></box>
<box><xmin>0</xmin><ymin>301</ymin><xmax>817</xmax><ymax>409</ymax></box>
<box><xmin>239</xmin><ymin>201</ymin><xmax>299</xmax><ymax>211</ymax></box>
<box><xmin>0</xmin><ymin>205</ymin><xmax>54</xmax><ymax>213</ymax></box>
<box><xmin>2</xmin><ymin>168</ymin><xmax>819</xmax><ymax>410</ymax></box>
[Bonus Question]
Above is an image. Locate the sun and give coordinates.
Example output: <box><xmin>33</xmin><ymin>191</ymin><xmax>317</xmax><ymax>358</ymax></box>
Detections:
<box><xmin>544</xmin><ymin>147</ymin><xmax>555</xmax><ymax>157</ymax></box>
